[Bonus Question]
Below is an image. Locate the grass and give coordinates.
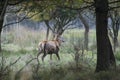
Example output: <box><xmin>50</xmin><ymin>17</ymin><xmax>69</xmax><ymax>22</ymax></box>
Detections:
<box><xmin>1</xmin><ymin>27</ymin><xmax>120</xmax><ymax>80</ymax></box>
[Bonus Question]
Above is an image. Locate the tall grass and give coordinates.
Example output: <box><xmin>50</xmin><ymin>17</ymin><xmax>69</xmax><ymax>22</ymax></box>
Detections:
<box><xmin>1</xmin><ymin>27</ymin><xmax>120</xmax><ymax>80</ymax></box>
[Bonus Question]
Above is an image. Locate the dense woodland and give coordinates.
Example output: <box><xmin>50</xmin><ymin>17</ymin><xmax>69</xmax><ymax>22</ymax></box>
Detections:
<box><xmin>0</xmin><ymin>0</ymin><xmax>120</xmax><ymax>80</ymax></box>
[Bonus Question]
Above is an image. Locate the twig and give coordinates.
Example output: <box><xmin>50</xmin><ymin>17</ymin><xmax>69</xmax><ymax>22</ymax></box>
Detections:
<box><xmin>63</xmin><ymin>20</ymin><xmax>78</xmax><ymax>30</ymax></box>
<box><xmin>3</xmin><ymin>57</ymin><xmax>21</xmax><ymax>71</ymax></box>
<box><xmin>3</xmin><ymin>12</ymin><xmax>39</xmax><ymax>28</ymax></box>
<box><xmin>15</xmin><ymin>57</ymin><xmax>37</xmax><ymax>75</ymax></box>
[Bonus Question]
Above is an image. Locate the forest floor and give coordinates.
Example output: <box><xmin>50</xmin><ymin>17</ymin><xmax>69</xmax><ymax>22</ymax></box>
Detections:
<box><xmin>1</xmin><ymin>42</ymin><xmax>120</xmax><ymax>80</ymax></box>
<box><xmin>1</xmin><ymin>28</ymin><xmax>120</xmax><ymax>80</ymax></box>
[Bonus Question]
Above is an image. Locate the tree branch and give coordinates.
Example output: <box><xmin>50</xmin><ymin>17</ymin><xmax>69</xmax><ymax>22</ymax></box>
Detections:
<box><xmin>109</xmin><ymin>6</ymin><xmax>120</xmax><ymax>10</ymax></box>
<box><xmin>66</xmin><ymin>26</ymin><xmax>78</xmax><ymax>30</ymax></box>
<box><xmin>8</xmin><ymin>0</ymin><xmax>26</xmax><ymax>5</ymax></box>
<box><xmin>15</xmin><ymin>57</ymin><xmax>37</xmax><ymax>78</ymax></box>
<box><xmin>3</xmin><ymin>57</ymin><xmax>21</xmax><ymax>71</ymax></box>
<box><xmin>6</xmin><ymin>6</ymin><xmax>23</xmax><ymax>13</ymax></box>
<box><xmin>59</xmin><ymin>3</ymin><xmax>94</xmax><ymax>11</ymax></box>
<box><xmin>44</xmin><ymin>20</ymin><xmax>55</xmax><ymax>33</ymax></box>
<box><xmin>78</xmin><ymin>12</ymin><xmax>89</xmax><ymax>32</ymax></box>
<box><xmin>3</xmin><ymin>12</ymin><xmax>39</xmax><ymax>27</ymax></box>
<box><xmin>109</xmin><ymin>0</ymin><xmax>120</xmax><ymax>4</ymax></box>
<box><xmin>63</xmin><ymin>20</ymin><xmax>77</xmax><ymax>30</ymax></box>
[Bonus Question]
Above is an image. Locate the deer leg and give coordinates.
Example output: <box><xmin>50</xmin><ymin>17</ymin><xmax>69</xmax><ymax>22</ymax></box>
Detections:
<box><xmin>56</xmin><ymin>53</ymin><xmax>60</xmax><ymax>60</ymax></box>
<box><xmin>42</xmin><ymin>54</ymin><xmax>46</xmax><ymax>62</ymax></box>
<box><xmin>37</xmin><ymin>51</ymin><xmax>41</xmax><ymax>59</ymax></box>
<box><xmin>55</xmin><ymin>47</ymin><xmax>60</xmax><ymax>60</ymax></box>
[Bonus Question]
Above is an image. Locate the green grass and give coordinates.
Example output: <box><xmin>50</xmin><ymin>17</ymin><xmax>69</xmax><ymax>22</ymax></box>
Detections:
<box><xmin>1</xmin><ymin>27</ymin><xmax>120</xmax><ymax>80</ymax></box>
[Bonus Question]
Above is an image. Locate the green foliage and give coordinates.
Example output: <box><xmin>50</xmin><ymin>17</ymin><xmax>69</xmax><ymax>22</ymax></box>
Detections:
<box><xmin>1</xmin><ymin>31</ymin><xmax>14</xmax><ymax>44</ymax></box>
<box><xmin>30</xmin><ymin>60</ymin><xmax>93</xmax><ymax>80</ymax></box>
<box><xmin>18</xmin><ymin>49</ymin><xmax>28</xmax><ymax>54</ymax></box>
<box><xmin>30</xmin><ymin>64</ymin><xmax>120</xmax><ymax>80</ymax></box>
<box><xmin>0</xmin><ymin>55</ymin><xmax>13</xmax><ymax>80</ymax></box>
<box><xmin>2</xmin><ymin>28</ymin><xmax>120</xmax><ymax>80</ymax></box>
<box><xmin>94</xmin><ymin>71</ymin><xmax>118</xmax><ymax>80</ymax></box>
<box><xmin>115</xmin><ymin>52</ymin><xmax>120</xmax><ymax>61</ymax></box>
<box><xmin>19</xmin><ymin>0</ymin><xmax>85</xmax><ymax>21</ymax></box>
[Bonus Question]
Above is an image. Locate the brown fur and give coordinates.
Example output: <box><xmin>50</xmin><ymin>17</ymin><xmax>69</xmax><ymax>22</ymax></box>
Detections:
<box><xmin>37</xmin><ymin>40</ymin><xmax>61</xmax><ymax>61</ymax></box>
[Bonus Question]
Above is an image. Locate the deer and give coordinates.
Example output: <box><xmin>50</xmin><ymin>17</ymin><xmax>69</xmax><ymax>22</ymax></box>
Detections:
<box><xmin>37</xmin><ymin>34</ymin><xmax>64</xmax><ymax>61</ymax></box>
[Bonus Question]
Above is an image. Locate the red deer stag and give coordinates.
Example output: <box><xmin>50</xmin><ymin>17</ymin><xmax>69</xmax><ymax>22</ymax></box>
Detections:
<box><xmin>37</xmin><ymin>34</ymin><xmax>64</xmax><ymax>61</ymax></box>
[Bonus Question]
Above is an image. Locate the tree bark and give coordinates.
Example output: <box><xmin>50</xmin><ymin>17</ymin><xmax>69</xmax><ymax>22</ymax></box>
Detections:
<box><xmin>95</xmin><ymin>0</ymin><xmax>116</xmax><ymax>72</ymax></box>
<box><xmin>78</xmin><ymin>13</ymin><xmax>89</xmax><ymax>51</ymax></box>
<box><xmin>0</xmin><ymin>0</ymin><xmax>8</xmax><ymax>52</ymax></box>
<box><xmin>0</xmin><ymin>20</ymin><xmax>3</xmax><ymax>52</ymax></box>
<box><xmin>109</xmin><ymin>11</ymin><xmax>119</xmax><ymax>52</ymax></box>
<box><xmin>113</xmin><ymin>37</ymin><xmax>118</xmax><ymax>52</ymax></box>
<box><xmin>84</xmin><ymin>30</ymin><xmax>89</xmax><ymax>50</ymax></box>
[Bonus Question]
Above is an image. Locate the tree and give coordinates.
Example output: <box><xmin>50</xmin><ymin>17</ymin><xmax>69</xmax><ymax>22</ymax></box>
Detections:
<box><xmin>45</xmin><ymin>8</ymin><xmax>78</xmax><ymax>39</ymax></box>
<box><xmin>3</xmin><ymin>0</ymin><xmax>119</xmax><ymax>72</ymax></box>
<box><xmin>0</xmin><ymin>0</ymin><xmax>8</xmax><ymax>52</ymax></box>
<box><xmin>78</xmin><ymin>11</ymin><xmax>90</xmax><ymax>51</ymax></box>
<box><xmin>94</xmin><ymin>0</ymin><xmax>116</xmax><ymax>72</ymax></box>
<box><xmin>109</xmin><ymin>9</ymin><xmax>120</xmax><ymax>52</ymax></box>
<box><xmin>0</xmin><ymin>0</ymin><xmax>25</xmax><ymax>52</ymax></box>
<box><xmin>23</xmin><ymin>0</ymin><xmax>117</xmax><ymax>72</ymax></box>
<box><xmin>28</xmin><ymin>3</ymin><xmax>78</xmax><ymax>39</ymax></box>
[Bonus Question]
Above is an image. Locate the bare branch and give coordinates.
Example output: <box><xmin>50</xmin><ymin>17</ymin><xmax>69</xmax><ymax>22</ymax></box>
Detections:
<box><xmin>63</xmin><ymin>18</ymin><xmax>72</xmax><ymax>27</ymax></box>
<box><xmin>44</xmin><ymin>20</ymin><xmax>54</xmax><ymax>33</ymax></box>
<box><xmin>6</xmin><ymin>6</ymin><xmax>23</xmax><ymax>13</ymax></box>
<box><xmin>8</xmin><ymin>0</ymin><xmax>26</xmax><ymax>5</ymax></box>
<box><xmin>3</xmin><ymin>16</ymin><xmax>26</xmax><ymax>27</ymax></box>
<box><xmin>66</xmin><ymin>26</ymin><xmax>78</xmax><ymax>30</ymax></box>
<box><xmin>3</xmin><ymin>57</ymin><xmax>21</xmax><ymax>71</ymax></box>
<box><xmin>0</xmin><ymin>56</ymin><xmax>21</xmax><ymax>79</ymax></box>
<box><xmin>3</xmin><ymin>12</ymin><xmax>39</xmax><ymax>27</ymax></box>
<box><xmin>15</xmin><ymin>57</ymin><xmax>37</xmax><ymax>76</ymax></box>
<box><xmin>63</xmin><ymin>20</ymin><xmax>77</xmax><ymax>30</ymax></box>
<box><xmin>59</xmin><ymin>3</ymin><xmax>94</xmax><ymax>11</ymax></box>
<box><xmin>109</xmin><ymin>0</ymin><xmax>120</xmax><ymax>4</ymax></box>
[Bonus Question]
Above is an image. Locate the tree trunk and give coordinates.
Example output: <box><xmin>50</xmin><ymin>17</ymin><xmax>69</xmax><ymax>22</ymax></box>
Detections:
<box><xmin>84</xmin><ymin>29</ymin><xmax>89</xmax><ymax>51</ymax></box>
<box><xmin>95</xmin><ymin>0</ymin><xmax>116</xmax><ymax>72</ymax></box>
<box><xmin>109</xmin><ymin>39</ymin><xmax>116</xmax><ymax>67</ymax></box>
<box><xmin>0</xmin><ymin>0</ymin><xmax>7</xmax><ymax>52</ymax></box>
<box><xmin>0</xmin><ymin>19</ymin><xmax>3</xmax><ymax>52</ymax></box>
<box><xmin>0</xmin><ymin>20</ymin><xmax>3</xmax><ymax>52</ymax></box>
<box><xmin>113</xmin><ymin>37</ymin><xmax>118</xmax><ymax>52</ymax></box>
<box><xmin>79</xmin><ymin>13</ymin><xmax>89</xmax><ymax>50</ymax></box>
<box><xmin>0</xmin><ymin>1</ymin><xmax>5</xmax><ymax>52</ymax></box>
<box><xmin>113</xmin><ymin>20</ymin><xmax>119</xmax><ymax>52</ymax></box>
<box><xmin>109</xmin><ymin>10</ymin><xmax>119</xmax><ymax>52</ymax></box>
